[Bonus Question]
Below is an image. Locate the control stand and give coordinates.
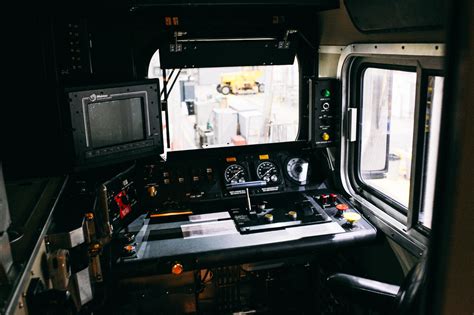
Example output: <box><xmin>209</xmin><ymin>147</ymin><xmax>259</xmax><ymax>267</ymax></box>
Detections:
<box><xmin>226</xmin><ymin>182</ymin><xmax>332</xmax><ymax>234</ymax></box>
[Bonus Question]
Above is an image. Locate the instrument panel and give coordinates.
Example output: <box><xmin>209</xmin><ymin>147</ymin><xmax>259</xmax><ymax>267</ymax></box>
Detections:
<box><xmin>141</xmin><ymin>142</ymin><xmax>322</xmax><ymax>206</ymax></box>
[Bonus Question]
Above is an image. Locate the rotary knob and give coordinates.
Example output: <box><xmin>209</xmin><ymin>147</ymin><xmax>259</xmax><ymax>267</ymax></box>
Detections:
<box><xmin>264</xmin><ymin>213</ymin><xmax>274</xmax><ymax>223</ymax></box>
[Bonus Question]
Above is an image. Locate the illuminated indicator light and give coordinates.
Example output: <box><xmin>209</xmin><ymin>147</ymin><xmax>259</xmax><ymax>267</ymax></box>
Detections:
<box><xmin>165</xmin><ymin>17</ymin><xmax>172</xmax><ymax>26</ymax></box>
<box><xmin>321</xmin><ymin>132</ymin><xmax>330</xmax><ymax>141</ymax></box>
<box><xmin>259</xmin><ymin>154</ymin><xmax>269</xmax><ymax>160</ymax></box>
<box><xmin>226</xmin><ymin>157</ymin><xmax>237</xmax><ymax>162</ymax></box>
<box><xmin>172</xmin><ymin>263</ymin><xmax>184</xmax><ymax>275</ymax></box>
<box><xmin>322</xmin><ymin>89</ymin><xmax>331</xmax><ymax>98</ymax></box>
<box><xmin>85</xmin><ymin>212</ymin><xmax>94</xmax><ymax>220</ymax></box>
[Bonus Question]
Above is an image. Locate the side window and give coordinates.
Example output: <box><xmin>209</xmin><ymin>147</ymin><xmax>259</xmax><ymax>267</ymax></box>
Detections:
<box><xmin>347</xmin><ymin>55</ymin><xmax>444</xmax><ymax>238</ymax></box>
<box><xmin>359</xmin><ymin>68</ymin><xmax>417</xmax><ymax>209</ymax></box>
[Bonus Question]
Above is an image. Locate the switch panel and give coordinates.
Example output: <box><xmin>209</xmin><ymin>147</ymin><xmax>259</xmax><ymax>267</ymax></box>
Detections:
<box><xmin>312</xmin><ymin>78</ymin><xmax>340</xmax><ymax>148</ymax></box>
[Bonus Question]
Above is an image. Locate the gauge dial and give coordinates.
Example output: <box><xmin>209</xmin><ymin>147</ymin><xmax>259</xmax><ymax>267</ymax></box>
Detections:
<box><xmin>286</xmin><ymin>158</ymin><xmax>309</xmax><ymax>184</ymax></box>
<box><xmin>256</xmin><ymin>161</ymin><xmax>279</xmax><ymax>184</ymax></box>
<box><xmin>224</xmin><ymin>164</ymin><xmax>247</xmax><ymax>184</ymax></box>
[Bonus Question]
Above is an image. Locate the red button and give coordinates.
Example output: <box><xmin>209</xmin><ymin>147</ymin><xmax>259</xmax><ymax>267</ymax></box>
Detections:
<box><xmin>336</xmin><ymin>204</ymin><xmax>349</xmax><ymax>211</ymax></box>
<box><xmin>321</xmin><ymin>194</ymin><xmax>329</xmax><ymax>203</ymax></box>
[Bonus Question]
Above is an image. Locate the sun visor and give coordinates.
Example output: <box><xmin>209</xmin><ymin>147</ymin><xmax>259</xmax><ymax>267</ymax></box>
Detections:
<box><xmin>344</xmin><ymin>0</ymin><xmax>445</xmax><ymax>32</ymax></box>
<box><xmin>159</xmin><ymin>38</ymin><xmax>297</xmax><ymax>69</ymax></box>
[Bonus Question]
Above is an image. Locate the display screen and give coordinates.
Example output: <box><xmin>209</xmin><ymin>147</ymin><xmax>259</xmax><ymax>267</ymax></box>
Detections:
<box><xmin>87</xmin><ymin>98</ymin><xmax>145</xmax><ymax>149</ymax></box>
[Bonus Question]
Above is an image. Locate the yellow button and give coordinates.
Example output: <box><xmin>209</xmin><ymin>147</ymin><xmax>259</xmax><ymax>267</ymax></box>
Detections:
<box><xmin>343</xmin><ymin>212</ymin><xmax>361</xmax><ymax>224</ymax></box>
<box><xmin>264</xmin><ymin>213</ymin><xmax>274</xmax><ymax>222</ymax></box>
<box><xmin>321</xmin><ymin>132</ymin><xmax>330</xmax><ymax>141</ymax></box>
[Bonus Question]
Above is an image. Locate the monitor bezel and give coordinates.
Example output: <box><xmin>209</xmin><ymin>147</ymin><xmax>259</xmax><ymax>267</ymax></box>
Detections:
<box><xmin>66</xmin><ymin>80</ymin><xmax>163</xmax><ymax>170</ymax></box>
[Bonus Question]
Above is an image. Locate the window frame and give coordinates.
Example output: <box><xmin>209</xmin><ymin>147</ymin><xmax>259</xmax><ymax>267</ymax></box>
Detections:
<box><xmin>412</xmin><ymin>70</ymin><xmax>444</xmax><ymax>234</ymax></box>
<box><xmin>336</xmin><ymin>44</ymin><xmax>445</xmax><ymax>255</ymax></box>
<box><xmin>354</xmin><ymin>62</ymin><xmax>418</xmax><ymax>216</ymax></box>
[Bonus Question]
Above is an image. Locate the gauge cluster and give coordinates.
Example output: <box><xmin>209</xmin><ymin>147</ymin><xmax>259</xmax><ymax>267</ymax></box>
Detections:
<box><xmin>141</xmin><ymin>142</ymin><xmax>323</xmax><ymax>204</ymax></box>
<box><xmin>220</xmin><ymin>149</ymin><xmax>317</xmax><ymax>196</ymax></box>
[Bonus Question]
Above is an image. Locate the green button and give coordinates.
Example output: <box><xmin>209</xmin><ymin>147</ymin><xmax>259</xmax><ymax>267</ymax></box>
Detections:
<box><xmin>322</xmin><ymin>89</ymin><xmax>331</xmax><ymax>98</ymax></box>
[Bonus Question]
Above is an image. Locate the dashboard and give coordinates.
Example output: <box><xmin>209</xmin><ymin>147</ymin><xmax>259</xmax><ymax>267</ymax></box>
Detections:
<box><xmin>88</xmin><ymin>142</ymin><xmax>378</xmax><ymax>276</ymax></box>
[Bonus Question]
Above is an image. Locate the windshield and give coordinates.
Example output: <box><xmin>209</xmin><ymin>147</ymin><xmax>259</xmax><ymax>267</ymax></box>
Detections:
<box><xmin>149</xmin><ymin>51</ymin><xmax>300</xmax><ymax>152</ymax></box>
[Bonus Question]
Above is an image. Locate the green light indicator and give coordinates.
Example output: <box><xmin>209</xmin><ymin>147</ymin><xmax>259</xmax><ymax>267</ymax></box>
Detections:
<box><xmin>322</xmin><ymin>89</ymin><xmax>331</xmax><ymax>98</ymax></box>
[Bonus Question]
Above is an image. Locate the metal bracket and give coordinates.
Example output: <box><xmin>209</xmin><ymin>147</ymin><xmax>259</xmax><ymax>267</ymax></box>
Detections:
<box><xmin>278</xmin><ymin>29</ymin><xmax>297</xmax><ymax>49</ymax></box>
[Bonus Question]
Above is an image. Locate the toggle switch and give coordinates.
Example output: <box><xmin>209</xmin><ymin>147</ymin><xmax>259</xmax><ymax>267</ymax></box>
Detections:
<box><xmin>147</xmin><ymin>185</ymin><xmax>158</xmax><ymax>197</ymax></box>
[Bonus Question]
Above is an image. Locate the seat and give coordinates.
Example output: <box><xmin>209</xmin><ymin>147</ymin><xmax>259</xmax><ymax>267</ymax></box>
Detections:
<box><xmin>326</xmin><ymin>252</ymin><xmax>428</xmax><ymax>314</ymax></box>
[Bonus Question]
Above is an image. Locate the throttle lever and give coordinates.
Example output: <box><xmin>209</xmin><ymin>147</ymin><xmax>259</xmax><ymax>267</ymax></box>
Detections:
<box><xmin>225</xmin><ymin>181</ymin><xmax>267</xmax><ymax>212</ymax></box>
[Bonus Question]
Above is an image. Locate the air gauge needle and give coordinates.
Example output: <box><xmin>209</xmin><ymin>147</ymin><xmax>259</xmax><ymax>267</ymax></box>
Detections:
<box><xmin>229</xmin><ymin>170</ymin><xmax>243</xmax><ymax>182</ymax></box>
<box><xmin>261</xmin><ymin>168</ymin><xmax>275</xmax><ymax>178</ymax></box>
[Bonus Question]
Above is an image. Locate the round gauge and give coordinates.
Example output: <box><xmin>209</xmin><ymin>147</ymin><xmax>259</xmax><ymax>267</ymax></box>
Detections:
<box><xmin>286</xmin><ymin>158</ymin><xmax>310</xmax><ymax>184</ymax></box>
<box><xmin>256</xmin><ymin>161</ymin><xmax>279</xmax><ymax>184</ymax></box>
<box><xmin>224</xmin><ymin>164</ymin><xmax>247</xmax><ymax>184</ymax></box>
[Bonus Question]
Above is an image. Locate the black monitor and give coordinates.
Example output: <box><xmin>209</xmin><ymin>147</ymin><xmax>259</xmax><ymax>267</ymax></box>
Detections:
<box><xmin>66</xmin><ymin>80</ymin><xmax>163</xmax><ymax>169</ymax></box>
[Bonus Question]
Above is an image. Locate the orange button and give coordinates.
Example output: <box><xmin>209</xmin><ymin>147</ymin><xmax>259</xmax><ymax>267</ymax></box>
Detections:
<box><xmin>124</xmin><ymin>245</ymin><xmax>135</xmax><ymax>252</ymax></box>
<box><xmin>171</xmin><ymin>263</ymin><xmax>184</xmax><ymax>275</ymax></box>
<box><xmin>336</xmin><ymin>204</ymin><xmax>349</xmax><ymax>211</ymax></box>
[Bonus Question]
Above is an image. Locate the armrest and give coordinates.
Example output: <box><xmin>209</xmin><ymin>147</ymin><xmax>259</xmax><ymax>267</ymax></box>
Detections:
<box><xmin>327</xmin><ymin>273</ymin><xmax>399</xmax><ymax>308</ymax></box>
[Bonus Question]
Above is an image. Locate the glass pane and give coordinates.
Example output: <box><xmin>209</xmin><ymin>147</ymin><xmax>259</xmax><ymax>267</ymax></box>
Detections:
<box><xmin>360</xmin><ymin>68</ymin><xmax>417</xmax><ymax>208</ymax></box>
<box><xmin>419</xmin><ymin>76</ymin><xmax>444</xmax><ymax>229</ymax></box>
<box><xmin>148</xmin><ymin>50</ymin><xmax>299</xmax><ymax>151</ymax></box>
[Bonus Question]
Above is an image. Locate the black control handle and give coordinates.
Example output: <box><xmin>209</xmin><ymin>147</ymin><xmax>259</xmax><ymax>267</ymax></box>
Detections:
<box><xmin>226</xmin><ymin>180</ymin><xmax>267</xmax><ymax>191</ymax></box>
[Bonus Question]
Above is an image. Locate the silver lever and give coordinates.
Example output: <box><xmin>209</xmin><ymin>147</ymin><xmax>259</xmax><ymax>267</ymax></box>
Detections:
<box><xmin>225</xmin><ymin>181</ymin><xmax>267</xmax><ymax>212</ymax></box>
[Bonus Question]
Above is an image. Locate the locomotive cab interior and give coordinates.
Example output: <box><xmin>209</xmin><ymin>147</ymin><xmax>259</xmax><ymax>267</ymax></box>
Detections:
<box><xmin>1</xmin><ymin>0</ymin><xmax>473</xmax><ymax>314</ymax></box>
